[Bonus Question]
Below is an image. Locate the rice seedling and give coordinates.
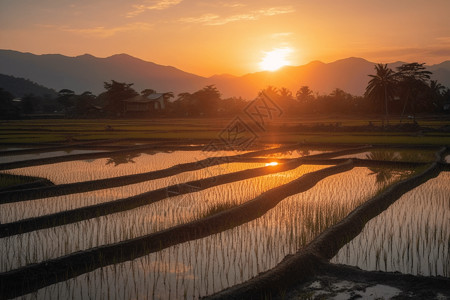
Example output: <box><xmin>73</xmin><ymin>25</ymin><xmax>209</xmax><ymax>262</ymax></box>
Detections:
<box><xmin>12</xmin><ymin>167</ymin><xmax>382</xmax><ymax>299</ymax></box>
<box><xmin>332</xmin><ymin>172</ymin><xmax>450</xmax><ymax>277</ymax></box>
<box><xmin>2</xmin><ymin>143</ymin><xmax>446</xmax><ymax>299</ymax></box>
<box><xmin>335</xmin><ymin>148</ymin><xmax>438</xmax><ymax>162</ymax></box>
<box><xmin>0</xmin><ymin>164</ymin><xmax>325</xmax><ymax>271</ymax></box>
<box><xmin>4</xmin><ymin>150</ymin><xmax>245</xmax><ymax>184</ymax></box>
<box><xmin>0</xmin><ymin>162</ymin><xmax>265</xmax><ymax>223</ymax></box>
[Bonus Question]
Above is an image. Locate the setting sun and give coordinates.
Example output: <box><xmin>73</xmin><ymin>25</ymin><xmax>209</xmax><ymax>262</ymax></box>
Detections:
<box><xmin>259</xmin><ymin>48</ymin><xmax>292</xmax><ymax>71</ymax></box>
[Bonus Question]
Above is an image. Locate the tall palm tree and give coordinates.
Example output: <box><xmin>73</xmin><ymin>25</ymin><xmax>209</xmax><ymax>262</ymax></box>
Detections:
<box><xmin>296</xmin><ymin>86</ymin><xmax>314</xmax><ymax>103</ymax></box>
<box><xmin>365</xmin><ymin>64</ymin><xmax>397</xmax><ymax>125</ymax></box>
<box><xmin>429</xmin><ymin>80</ymin><xmax>445</xmax><ymax>111</ymax></box>
<box><xmin>396</xmin><ymin>63</ymin><xmax>431</xmax><ymax>123</ymax></box>
<box><xmin>258</xmin><ymin>85</ymin><xmax>280</xmax><ymax>101</ymax></box>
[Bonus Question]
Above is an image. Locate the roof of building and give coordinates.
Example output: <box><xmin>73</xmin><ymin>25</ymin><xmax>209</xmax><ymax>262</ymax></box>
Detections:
<box><xmin>123</xmin><ymin>93</ymin><xmax>166</xmax><ymax>103</ymax></box>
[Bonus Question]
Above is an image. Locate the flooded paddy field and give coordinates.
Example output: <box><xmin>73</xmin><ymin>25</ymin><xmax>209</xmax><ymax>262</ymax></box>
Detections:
<box><xmin>332</xmin><ymin>172</ymin><xmax>450</xmax><ymax>277</ymax></box>
<box><xmin>0</xmin><ymin>142</ymin><xmax>449</xmax><ymax>299</ymax></box>
<box><xmin>0</xmin><ymin>149</ymin><xmax>108</xmax><ymax>164</ymax></box>
<box><xmin>2</xmin><ymin>150</ymin><xmax>246</xmax><ymax>184</ymax></box>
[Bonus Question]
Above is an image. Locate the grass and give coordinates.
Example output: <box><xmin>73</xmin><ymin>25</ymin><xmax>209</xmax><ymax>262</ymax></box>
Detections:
<box><xmin>2</xmin><ymin>117</ymin><xmax>450</xmax><ymax>145</ymax></box>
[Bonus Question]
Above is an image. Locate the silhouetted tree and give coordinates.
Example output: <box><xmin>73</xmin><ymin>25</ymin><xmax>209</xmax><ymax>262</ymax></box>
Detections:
<box><xmin>277</xmin><ymin>87</ymin><xmax>296</xmax><ymax>114</ymax></box>
<box><xmin>278</xmin><ymin>87</ymin><xmax>292</xmax><ymax>99</ymax></box>
<box><xmin>259</xmin><ymin>86</ymin><xmax>279</xmax><ymax>101</ymax></box>
<box><xmin>442</xmin><ymin>88</ymin><xmax>450</xmax><ymax>113</ymax></box>
<box><xmin>0</xmin><ymin>88</ymin><xmax>19</xmax><ymax>119</ymax></box>
<box><xmin>141</xmin><ymin>89</ymin><xmax>156</xmax><ymax>97</ymax></box>
<box><xmin>219</xmin><ymin>96</ymin><xmax>247</xmax><ymax>115</ymax></box>
<box><xmin>21</xmin><ymin>94</ymin><xmax>40</xmax><ymax>114</ymax></box>
<box><xmin>57</xmin><ymin>89</ymin><xmax>75</xmax><ymax>112</ymax></box>
<box><xmin>365</xmin><ymin>64</ymin><xmax>397</xmax><ymax>124</ymax></box>
<box><xmin>174</xmin><ymin>92</ymin><xmax>193</xmax><ymax>116</ymax></box>
<box><xmin>102</xmin><ymin>80</ymin><xmax>138</xmax><ymax>116</ymax></box>
<box><xmin>296</xmin><ymin>86</ymin><xmax>314</xmax><ymax>103</ymax></box>
<box><xmin>74</xmin><ymin>91</ymin><xmax>97</xmax><ymax>117</ymax></box>
<box><xmin>191</xmin><ymin>85</ymin><xmax>221</xmax><ymax>116</ymax></box>
<box><xmin>396</xmin><ymin>63</ymin><xmax>432</xmax><ymax>122</ymax></box>
<box><xmin>428</xmin><ymin>80</ymin><xmax>445</xmax><ymax>112</ymax></box>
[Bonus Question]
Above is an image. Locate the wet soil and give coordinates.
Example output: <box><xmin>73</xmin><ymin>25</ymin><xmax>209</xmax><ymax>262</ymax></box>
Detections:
<box><xmin>280</xmin><ymin>262</ymin><xmax>450</xmax><ymax>300</ymax></box>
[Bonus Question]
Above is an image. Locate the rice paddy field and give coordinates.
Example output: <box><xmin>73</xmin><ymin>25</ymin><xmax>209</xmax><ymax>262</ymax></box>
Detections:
<box><xmin>0</xmin><ymin>134</ymin><xmax>449</xmax><ymax>299</ymax></box>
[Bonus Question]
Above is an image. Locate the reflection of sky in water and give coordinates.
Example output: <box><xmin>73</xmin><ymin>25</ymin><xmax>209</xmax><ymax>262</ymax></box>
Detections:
<box><xmin>5</xmin><ymin>150</ymin><xmax>246</xmax><ymax>184</ymax></box>
<box><xmin>333</xmin><ymin>172</ymin><xmax>450</xmax><ymax>277</ymax></box>
<box><xmin>0</xmin><ymin>149</ymin><xmax>106</xmax><ymax>164</ymax></box>
<box><xmin>19</xmin><ymin>167</ymin><xmax>383</xmax><ymax>299</ymax></box>
<box><xmin>1</xmin><ymin>165</ymin><xmax>324</xmax><ymax>272</ymax></box>
<box><xmin>0</xmin><ymin>162</ymin><xmax>267</xmax><ymax>223</ymax></box>
<box><xmin>255</xmin><ymin>149</ymin><xmax>334</xmax><ymax>159</ymax></box>
<box><xmin>335</xmin><ymin>149</ymin><xmax>437</xmax><ymax>162</ymax></box>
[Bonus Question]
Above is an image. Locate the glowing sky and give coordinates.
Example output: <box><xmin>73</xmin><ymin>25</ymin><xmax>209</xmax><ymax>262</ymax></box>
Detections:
<box><xmin>1</xmin><ymin>0</ymin><xmax>449</xmax><ymax>76</ymax></box>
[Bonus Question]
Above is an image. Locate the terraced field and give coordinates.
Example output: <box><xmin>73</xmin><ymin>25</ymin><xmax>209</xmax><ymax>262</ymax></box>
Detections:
<box><xmin>0</xmin><ymin>140</ymin><xmax>449</xmax><ymax>299</ymax></box>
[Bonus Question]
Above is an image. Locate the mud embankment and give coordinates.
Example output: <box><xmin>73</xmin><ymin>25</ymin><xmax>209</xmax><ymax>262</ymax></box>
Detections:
<box><xmin>205</xmin><ymin>161</ymin><xmax>445</xmax><ymax>299</ymax></box>
<box><xmin>0</xmin><ymin>162</ymin><xmax>353</xmax><ymax>299</ymax></box>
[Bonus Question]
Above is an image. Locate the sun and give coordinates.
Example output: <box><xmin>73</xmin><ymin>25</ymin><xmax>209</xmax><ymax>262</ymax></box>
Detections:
<box><xmin>259</xmin><ymin>47</ymin><xmax>292</xmax><ymax>71</ymax></box>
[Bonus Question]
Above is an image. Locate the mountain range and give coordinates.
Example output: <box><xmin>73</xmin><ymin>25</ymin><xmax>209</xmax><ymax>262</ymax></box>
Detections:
<box><xmin>0</xmin><ymin>49</ymin><xmax>449</xmax><ymax>99</ymax></box>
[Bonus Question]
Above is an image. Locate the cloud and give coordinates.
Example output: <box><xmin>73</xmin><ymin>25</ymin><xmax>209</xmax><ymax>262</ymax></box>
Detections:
<box><xmin>61</xmin><ymin>22</ymin><xmax>153</xmax><ymax>38</ymax></box>
<box><xmin>271</xmin><ymin>32</ymin><xmax>293</xmax><ymax>38</ymax></box>
<box><xmin>254</xmin><ymin>7</ymin><xmax>295</xmax><ymax>16</ymax></box>
<box><xmin>361</xmin><ymin>44</ymin><xmax>450</xmax><ymax>65</ymax></box>
<box><xmin>435</xmin><ymin>36</ymin><xmax>450</xmax><ymax>45</ymax></box>
<box><xmin>179</xmin><ymin>6</ymin><xmax>295</xmax><ymax>26</ymax></box>
<box><xmin>221</xmin><ymin>2</ymin><xmax>246</xmax><ymax>8</ymax></box>
<box><xmin>127</xmin><ymin>0</ymin><xmax>183</xmax><ymax>18</ymax></box>
<box><xmin>179</xmin><ymin>14</ymin><xmax>220</xmax><ymax>24</ymax></box>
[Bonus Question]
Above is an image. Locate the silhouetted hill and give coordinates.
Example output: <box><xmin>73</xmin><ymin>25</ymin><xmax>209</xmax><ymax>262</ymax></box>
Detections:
<box><xmin>0</xmin><ymin>74</ymin><xmax>57</xmax><ymax>98</ymax></box>
<box><xmin>208</xmin><ymin>58</ymin><xmax>450</xmax><ymax>98</ymax></box>
<box><xmin>0</xmin><ymin>50</ymin><xmax>449</xmax><ymax>99</ymax></box>
<box><xmin>428</xmin><ymin>61</ymin><xmax>450</xmax><ymax>88</ymax></box>
<box><xmin>0</xmin><ymin>50</ymin><xmax>206</xmax><ymax>96</ymax></box>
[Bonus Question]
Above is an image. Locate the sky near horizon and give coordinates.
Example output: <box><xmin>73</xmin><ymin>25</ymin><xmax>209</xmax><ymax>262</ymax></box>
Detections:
<box><xmin>1</xmin><ymin>0</ymin><xmax>449</xmax><ymax>77</ymax></box>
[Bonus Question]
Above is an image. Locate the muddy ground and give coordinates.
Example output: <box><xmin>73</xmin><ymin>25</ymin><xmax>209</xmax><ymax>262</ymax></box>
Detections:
<box><xmin>279</xmin><ymin>262</ymin><xmax>450</xmax><ymax>300</ymax></box>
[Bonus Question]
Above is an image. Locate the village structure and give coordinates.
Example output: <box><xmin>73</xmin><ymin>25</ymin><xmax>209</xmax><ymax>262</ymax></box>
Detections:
<box><xmin>122</xmin><ymin>92</ymin><xmax>171</xmax><ymax>114</ymax></box>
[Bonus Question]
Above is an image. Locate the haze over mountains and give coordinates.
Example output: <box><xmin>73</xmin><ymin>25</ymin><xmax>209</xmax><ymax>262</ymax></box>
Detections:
<box><xmin>1</xmin><ymin>49</ymin><xmax>449</xmax><ymax>99</ymax></box>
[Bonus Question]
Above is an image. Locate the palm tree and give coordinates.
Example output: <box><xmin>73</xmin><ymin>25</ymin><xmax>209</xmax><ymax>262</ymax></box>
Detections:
<box><xmin>296</xmin><ymin>86</ymin><xmax>314</xmax><ymax>103</ymax></box>
<box><xmin>429</xmin><ymin>80</ymin><xmax>445</xmax><ymax>111</ymax></box>
<box><xmin>396</xmin><ymin>63</ymin><xmax>431</xmax><ymax>123</ymax></box>
<box><xmin>365</xmin><ymin>64</ymin><xmax>397</xmax><ymax>125</ymax></box>
<box><xmin>259</xmin><ymin>86</ymin><xmax>279</xmax><ymax>100</ymax></box>
<box><xmin>278</xmin><ymin>87</ymin><xmax>292</xmax><ymax>99</ymax></box>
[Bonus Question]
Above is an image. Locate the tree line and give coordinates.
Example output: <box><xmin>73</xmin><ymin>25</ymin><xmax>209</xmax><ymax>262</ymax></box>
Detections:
<box><xmin>1</xmin><ymin>62</ymin><xmax>449</xmax><ymax>120</ymax></box>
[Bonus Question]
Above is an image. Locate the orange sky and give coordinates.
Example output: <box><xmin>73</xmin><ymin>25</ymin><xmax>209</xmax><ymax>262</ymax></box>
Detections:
<box><xmin>1</xmin><ymin>0</ymin><xmax>449</xmax><ymax>77</ymax></box>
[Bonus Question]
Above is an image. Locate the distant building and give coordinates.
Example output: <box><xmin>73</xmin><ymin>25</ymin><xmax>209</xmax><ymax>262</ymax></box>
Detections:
<box><xmin>123</xmin><ymin>93</ymin><xmax>171</xmax><ymax>114</ymax></box>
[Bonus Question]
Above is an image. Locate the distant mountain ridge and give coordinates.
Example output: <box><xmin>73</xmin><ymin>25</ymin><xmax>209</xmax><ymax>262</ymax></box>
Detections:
<box><xmin>0</xmin><ymin>74</ymin><xmax>57</xmax><ymax>98</ymax></box>
<box><xmin>0</xmin><ymin>50</ymin><xmax>205</xmax><ymax>97</ymax></box>
<box><xmin>0</xmin><ymin>49</ymin><xmax>449</xmax><ymax>99</ymax></box>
